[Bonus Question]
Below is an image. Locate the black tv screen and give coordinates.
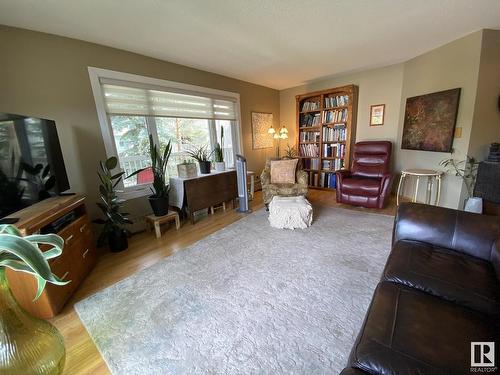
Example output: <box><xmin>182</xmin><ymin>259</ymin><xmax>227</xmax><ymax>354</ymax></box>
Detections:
<box><xmin>0</xmin><ymin>113</ymin><xmax>69</xmax><ymax>218</ymax></box>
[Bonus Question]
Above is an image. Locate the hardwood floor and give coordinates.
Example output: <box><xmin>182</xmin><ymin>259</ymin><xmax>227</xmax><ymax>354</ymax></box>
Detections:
<box><xmin>51</xmin><ymin>190</ymin><xmax>396</xmax><ymax>374</ymax></box>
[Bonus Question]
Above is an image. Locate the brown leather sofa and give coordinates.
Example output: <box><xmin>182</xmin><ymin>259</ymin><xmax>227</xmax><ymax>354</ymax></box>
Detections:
<box><xmin>336</xmin><ymin>141</ymin><xmax>392</xmax><ymax>209</ymax></box>
<box><xmin>341</xmin><ymin>203</ymin><xmax>500</xmax><ymax>374</ymax></box>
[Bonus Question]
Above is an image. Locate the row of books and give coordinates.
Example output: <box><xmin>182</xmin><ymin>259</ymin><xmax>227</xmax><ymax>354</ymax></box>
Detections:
<box><xmin>300</xmin><ymin>113</ymin><xmax>321</xmax><ymax>127</ymax></box>
<box><xmin>319</xmin><ymin>172</ymin><xmax>337</xmax><ymax>189</ymax></box>
<box><xmin>323</xmin><ymin>143</ymin><xmax>345</xmax><ymax>158</ymax></box>
<box><xmin>305</xmin><ymin>171</ymin><xmax>338</xmax><ymax>189</ymax></box>
<box><xmin>323</xmin><ymin>108</ymin><xmax>348</xmax><ymax>124</ymax></box>
<box><xmin>302</xmin><ymin>158</ymin><xmax>320</xmax><ymax>170</ymax></box>
<box><xmin>299</xmin><ymin>131</ymin><xmax>320</xmax><ymax>142</ymax></box>
<box><xmin>325</xmin><ymin>95</ymin><xmax>349</xmax><ymax>108</ymax></box>
<box><xmin>300</xmin><ymin>144</ymin><xmax>319</xmax><ymax>157</ymax></box>
<box><xmin>322</xmin><ymin>158</ymin><xmax>345</xmax><ymax>171</ymax></box>
<box><xmin>323</xmin><ymin>125</ymin><xmax>347</xmax><ymax>142</ymax></box>
<box><xmin>301</xmin><ymin>100</ymin><xmax>320</xmax><ymax>112</ymax></box>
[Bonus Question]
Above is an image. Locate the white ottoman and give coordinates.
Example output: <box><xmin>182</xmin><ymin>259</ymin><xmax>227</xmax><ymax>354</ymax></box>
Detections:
<box><xmin>268</xmin><ymin>196</ymin><xmax>313</xmax><ymax>229</ymax></box>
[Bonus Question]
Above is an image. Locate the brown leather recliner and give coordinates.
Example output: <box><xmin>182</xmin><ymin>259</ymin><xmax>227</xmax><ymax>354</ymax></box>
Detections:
<box><xmin>336</xmin><ymin>141</ymin><xmax>392</xmax><ymax>209</ymax></box>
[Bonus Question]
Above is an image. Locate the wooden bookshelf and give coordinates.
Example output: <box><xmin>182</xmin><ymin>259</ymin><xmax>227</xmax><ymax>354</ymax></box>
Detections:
<box><xmin>296</xmin><ymin>85</ymin><xmax>358</xmax><ymax>190</ymax></box>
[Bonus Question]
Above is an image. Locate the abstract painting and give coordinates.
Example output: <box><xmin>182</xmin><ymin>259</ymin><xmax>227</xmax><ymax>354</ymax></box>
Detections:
<box><xmin>251</xmin><ymin>112</ymin><xmax>273</xmax><ymax>149</ymax></box>
<box><xmin>401</xmin><ymin>88</ymin><xmax>460</xmax><ymax>152</ymax></box>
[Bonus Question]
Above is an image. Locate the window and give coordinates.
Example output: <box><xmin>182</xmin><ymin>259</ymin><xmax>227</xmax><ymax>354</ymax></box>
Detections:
<box><xmin>89</xmin><ymin>68</ymin><xmax>242</xmax><ymax>198</ymax></box>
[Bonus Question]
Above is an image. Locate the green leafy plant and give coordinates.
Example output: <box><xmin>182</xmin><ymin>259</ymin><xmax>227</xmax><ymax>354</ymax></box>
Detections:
<box><xmin>0</xmin><ymin>224</ymin><xmax>69</xmax><ymax>300</ymax></box>
<box><xmin>186</xmin><ymin>145</ymin><xmax>214</xmax><ymax>162</ymax></box>
<box><xmin>127</xmin><ymin>134</ymin><xmax>172</xmax><ymax>198</ymax></box>
<box><xmin>284</xmin><ymin>144</ymin><xmax>298</xmax><ymax>158</ymax></box>
<box><xmin>20</xmin><ymin>161</ymin><xmax>56</xmax><ymax>200</ymax></box>
<box><xmin>213</xmin><ymin>127</ymin><xmax>224</xmax><ymax>163</ymax></box>
<box><xmin>439</xmin><ymin>155</ymin><xmax>479</xmax><ymax>198</ymax></box>
<box><xmin>94</xmin><ymin>156</ymin><xmax>132</xmax><ymax>246</ymax></box>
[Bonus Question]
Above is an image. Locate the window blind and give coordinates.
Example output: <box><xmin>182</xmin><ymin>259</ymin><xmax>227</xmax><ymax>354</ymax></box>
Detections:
<box><xmin>100</xmin><ymin>80</ymin><xmax>237</xmax><ymax>121</ymax></box>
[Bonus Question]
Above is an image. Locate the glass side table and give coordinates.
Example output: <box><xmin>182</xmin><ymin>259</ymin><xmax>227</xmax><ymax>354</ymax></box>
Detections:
<box><xmin>396</xmin><ymin>169</ymin><xmax>443</xmax><ymax>206</ymax></box>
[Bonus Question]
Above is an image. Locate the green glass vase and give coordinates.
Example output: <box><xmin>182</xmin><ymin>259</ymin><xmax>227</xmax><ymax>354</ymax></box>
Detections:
<box><xmin>0</xmin><ymin>269</ymin><xmax>66</xmax><ymax>374</ymax></box>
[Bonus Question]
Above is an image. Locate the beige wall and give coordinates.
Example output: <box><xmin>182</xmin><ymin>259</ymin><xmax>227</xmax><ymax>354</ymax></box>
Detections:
<box><xmin>468</xmin><ymin>29</ymin><xmax>500</xmax><ymax>160</ymax></box>
<box><xmin>280</xmin><ymin>63</ymin><xmax>405</xmax><ymax>170</ymax></box>
<box><xmin>280</xmin><ymin>31</ymin><xmax>486</xmax><ymax>209</ymax></box>
<box><xmin>396</xmin><ymin>31</ymin><xmax>482</xmax><ymax>208</ymax></box>
<box><xmin>0</xmin><ymin>26</ymin><xmax>279</xmax><ymax>218</ymax></box>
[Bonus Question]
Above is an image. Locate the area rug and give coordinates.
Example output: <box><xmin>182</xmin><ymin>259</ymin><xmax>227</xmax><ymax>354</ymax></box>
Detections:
<box><xmin>75</xmin><ymin>206</ymin><xmax>394</xmax><ymax>374</ymax></box>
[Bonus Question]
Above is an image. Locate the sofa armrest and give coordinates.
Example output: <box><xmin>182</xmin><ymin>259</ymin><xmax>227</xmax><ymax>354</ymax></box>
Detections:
<box><xmin>260</xmin><ymin>167</ymin><xmax>271</xmax><ymax>186</ymax></box>
<box><xmin>393</xmin><ymin>203</ymin><xmax>500</xmax><ymax>261</ymax></box>
<box><xmin>296</xmin><ymin>169</ymin><xmax>308</xmax><ymax>186</ymax></box>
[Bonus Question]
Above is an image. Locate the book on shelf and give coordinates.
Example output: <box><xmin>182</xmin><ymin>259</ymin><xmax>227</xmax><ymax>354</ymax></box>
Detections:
<box><xmin>299</xmin><ymin>131</ymin><xmax>320</xmax><ymax>142</ymax></box>
<box><xmin>319</xmin><ymin>172</ymin><xmax>337</xmax><ymax>189</ymax></box>
<box><xmin>301</xmin><ymin>100</ymin><xmax>320</xmax><ymax>112</ymax></box>
<box><xmin>300</xmin><ymin>143</ymin><xmax>319</xmax><ymax>157</ymax></box>
<box><xmin>303</xmin><ymin>158</ymin><xmax>319</xmax><ymax>170</ymax></box>
<box><xmin>322</xmin><ymin>143</ymin><xmax>345</xmax><ymax>158</ymax></box>
<box><xmin>322</xmin><ymin>158</ymin><xmax>344</xmax><ymax>171</ymax></box>
<box><xmin>300</xmin><ymin>113</ymin><xmax>321</xmax><ymax>127</ymax></box>
<box><xmin>324</xmin><ymin>94</ymin><xmax>349</xmax><ymax>108</ymax></box>
<box><xmin>322</xmin><ymin>125</ymin><xmax>347</xmax><ymax>142</ymax></box>
<box><xmin>322</xmin><ymin>108</ymin><xmax>348</xmax><ymax>124</ymax></box>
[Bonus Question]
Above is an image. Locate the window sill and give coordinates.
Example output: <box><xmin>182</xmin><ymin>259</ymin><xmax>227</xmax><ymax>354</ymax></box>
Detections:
<box><xmin>118</xmin><ymin>185</ymin><xmax>152</xmax><ymax>201</ymax></box>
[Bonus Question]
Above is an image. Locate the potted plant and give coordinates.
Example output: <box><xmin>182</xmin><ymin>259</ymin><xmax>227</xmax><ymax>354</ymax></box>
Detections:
<box><xmin>128</xmin><ymin>134</ymin><xmax>172</xmax><ymax>216</ymax></box>
<box><xmin>0</xmin><ymin>224</ymin><xmax>69</xmax><ymax>374</ymax></box>
<box><xmin>94</xmin><ymin>156</ymin><xmax>132</xmax><ymax>252</ymax></box>
<box><xmin>440</xmin><ymin>154</ymin><xmax>480</xmax><ymax>212</ymax></box>
<box><xmin>186</xmin><ymin>145</ymin><xmax>213</xmax><ymax>174</ymax></box>
<box><xmin>213</xmin><ymin>127</ymin><xmax>225</xmax><ymax>172</ymax></box>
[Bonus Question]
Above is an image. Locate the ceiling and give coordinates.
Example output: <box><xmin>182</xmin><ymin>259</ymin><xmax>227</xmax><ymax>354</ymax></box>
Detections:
<box><xmin>1</xmin><ymin>0</ymin><xmax>499</xmax><ymax>90</ymax></box>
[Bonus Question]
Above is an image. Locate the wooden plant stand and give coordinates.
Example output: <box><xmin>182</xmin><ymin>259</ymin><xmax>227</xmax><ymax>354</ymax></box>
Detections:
<box><xmin>145</xmin><ymin>211</ymin><xmax>180</xmax><ymax>238</ymax></box>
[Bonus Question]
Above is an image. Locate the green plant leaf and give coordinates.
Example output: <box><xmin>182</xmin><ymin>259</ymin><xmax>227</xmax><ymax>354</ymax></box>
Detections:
<box><xmin>105</xmin><ymin>156</ymin><xmax>118</xmax><ymax>170</ymax></box>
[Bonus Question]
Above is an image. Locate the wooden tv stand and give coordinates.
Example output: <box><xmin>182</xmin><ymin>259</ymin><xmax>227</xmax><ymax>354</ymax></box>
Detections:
<box><xmin>5</xmin><ymin>194</ymin><xmax>97</xmax><ymax>319</ymax></box>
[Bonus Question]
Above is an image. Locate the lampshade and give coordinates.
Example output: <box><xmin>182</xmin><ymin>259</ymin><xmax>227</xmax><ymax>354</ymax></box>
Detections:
<box><xmin>268</xmin><ymin>126</ymin><xmax>276</xmax><ymax>134</ymax></box>
<box><xmin>280</xmin><ymin>133</ymin><xmax>288</xmax><ymax>139</ymax></box>
<box><xmin>279</xmin><ymin>126</ymin><xmax>288</xmax><ymax>134</ymax></box>
<box><xmin>273</xmin><ymin>133</ymin><xmax>280</xmax><ymax>139</ymax></box>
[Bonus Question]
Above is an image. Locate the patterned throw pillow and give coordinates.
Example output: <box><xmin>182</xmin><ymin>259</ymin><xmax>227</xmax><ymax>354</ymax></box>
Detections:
<box><xmin>270</xmin><ymin>159</ymin><xmax>298</xmax><ymax>184</ymax></box>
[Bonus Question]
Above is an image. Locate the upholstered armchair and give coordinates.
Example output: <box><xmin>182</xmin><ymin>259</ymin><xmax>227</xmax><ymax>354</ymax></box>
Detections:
<box><xmin>336</xmin><ymin>141</ymin><xmax>393</xmax><ymax>209</ymax></box>
<box><xmin>261</xmin><ymin>158</ymin><xmax>308</xmax><ymax>206</ymax></box>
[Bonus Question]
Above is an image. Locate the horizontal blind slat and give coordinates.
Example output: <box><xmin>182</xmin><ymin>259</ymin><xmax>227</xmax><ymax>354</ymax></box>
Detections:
<box><xmin>101</xmin><ymin>83</ymin><xmax>236</xmax><ymax>120</ymax></box>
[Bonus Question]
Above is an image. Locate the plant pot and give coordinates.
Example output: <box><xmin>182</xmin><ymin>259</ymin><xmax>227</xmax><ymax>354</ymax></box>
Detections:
<box><xmin>148</xmin><ymin>195</ymin><xmax>169</xmax><ymax>216</ymax></box>
<box><xmin>108</xmin><ymin>228</ymin><xmax>128</xmax><ymax>252</ymax></box>
<box><xmin>214</xmin><ymin>161</ymin><xmax>225</xmax><ymax>172</ymax></box>
<box><xmin>464</xmin><ymin>197</ymin><xmax>483</xmax><ymax>213</ymax></box>
<box><xmin>0</xmin><ymin>269</ymin><xmax>66</xmax><ymax>374</ymax></box>
<box><xmin>199</xmin><ymin>161</ymin><xmax>211</xmax><ymax>174</ymax></box>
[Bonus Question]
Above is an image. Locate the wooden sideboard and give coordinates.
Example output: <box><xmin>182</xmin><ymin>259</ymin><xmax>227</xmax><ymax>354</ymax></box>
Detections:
<box><xmin>5</xmin><ymin>194</ymin><xmax>97</xmax><ymax>318</ymax></box>
<box><xmin>184</xmin><ymin>170</ymin><xmax>238</xmax><ymax>223</ymax></box>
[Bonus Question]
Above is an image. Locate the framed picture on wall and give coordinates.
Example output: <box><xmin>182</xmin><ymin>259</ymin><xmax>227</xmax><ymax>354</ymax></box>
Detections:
<box><xmin>369</xmin><ymin>104</ymin><xmax>385</xmax><ymax>126</ymax></box>
<box><xmin>251</xmin><ymin>112</ymin><xmax>274</xmax><ymax>149</ymax></box>
<box><xmin>401</xmin><ymin>88</ymin><xmax>460</xmax><ymax>152</ymax></box>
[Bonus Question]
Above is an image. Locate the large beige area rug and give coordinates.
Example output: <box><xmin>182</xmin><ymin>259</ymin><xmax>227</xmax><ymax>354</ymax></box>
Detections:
<box><xmin>75</xmin><ymin>206</ymin><xmax>394</xmax><ymax>374</ymax></box>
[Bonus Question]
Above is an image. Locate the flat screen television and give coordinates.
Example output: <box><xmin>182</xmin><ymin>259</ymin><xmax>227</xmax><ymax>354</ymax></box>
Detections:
<box><xmin>0</xmin><ymin>113</ymin><xmax>70</xmax><ymax>218</ymax></box>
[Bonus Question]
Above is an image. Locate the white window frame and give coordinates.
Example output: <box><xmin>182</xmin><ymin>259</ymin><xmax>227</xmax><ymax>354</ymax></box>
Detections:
<box><xmin>88</xmin><ymin>67</ymin><xmax>243</xmax><ymax>200</ymax></box>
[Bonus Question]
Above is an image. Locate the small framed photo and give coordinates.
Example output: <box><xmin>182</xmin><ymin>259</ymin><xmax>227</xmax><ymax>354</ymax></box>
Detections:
<box><xmin>370</xmin><ymin>104</ymin><xmax>385</xmax><ymax>126</ymax></box>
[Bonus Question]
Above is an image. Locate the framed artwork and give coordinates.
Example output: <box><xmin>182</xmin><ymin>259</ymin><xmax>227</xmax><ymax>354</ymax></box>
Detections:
<box><xmin>251</xmin><ymin>112</ymin><xmax>274</xmax><ymax>149</ymax></box>
<box><xmin>401</xmin><ymin>88</ymin><xmax>461</xmax><ymax>152</ymax></box>
<box><xmin>369</xmin><ymin>104</ymin><xmax>385</xmax><ymax>126</ymax></box>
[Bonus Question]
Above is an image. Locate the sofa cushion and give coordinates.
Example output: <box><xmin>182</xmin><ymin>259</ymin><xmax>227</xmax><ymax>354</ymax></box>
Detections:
<box><xmin>339</xmin><ymin>368</ymin><xmax>368</xmax><ymax>375</ymax></box>
<box><xmin>349</xmin><ymin>282</ymin><xmax>498</xmax><ymax>374</ymax></box>
<box><xmin>383</xmin><ymin>240</ymin><xmax>500</xmax><ymax>315</ymax></box>
<box><xmin>341</xmin><ymin>177</ymin><xmax>381</xmax><ymax>197</ymax></box>
<box><xmin>270</xmin><ymin>159</ymin><xmax>298</xmax><ymax>184</ymax></box>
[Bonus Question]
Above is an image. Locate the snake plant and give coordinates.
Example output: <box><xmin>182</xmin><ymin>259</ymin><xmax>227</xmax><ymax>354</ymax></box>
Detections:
<box><xmin>0</xmin><ymin>225</ymin><xmax>69</xmax><ymax>300</ymax></box>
